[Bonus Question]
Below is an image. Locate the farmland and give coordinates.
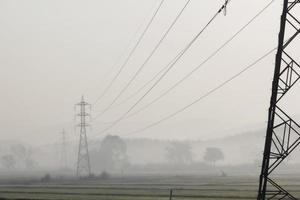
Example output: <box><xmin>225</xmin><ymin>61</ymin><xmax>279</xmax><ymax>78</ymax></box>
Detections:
<box><xmin>0</xmin><ymin>175</ymin><xmax>299</xmax><ymax>200</ymax></box>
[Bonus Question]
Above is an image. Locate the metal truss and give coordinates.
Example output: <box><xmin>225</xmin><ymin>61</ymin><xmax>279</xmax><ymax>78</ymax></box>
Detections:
<box><xmin>257</xmin><ymin>0</ymin><xmax>300</xmax><ymax>199</ymax></box>
<box><xmin>75</xmin><ymin>96</ymin><xmax>92</xmax><ymax>178</ymax></box>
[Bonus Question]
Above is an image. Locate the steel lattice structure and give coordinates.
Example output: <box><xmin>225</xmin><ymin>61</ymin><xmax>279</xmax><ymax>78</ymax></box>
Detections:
<box><xmin>258</xmin><ymin>0</ymin><xmax>300</xmax><ymax>199</ymax></box>
<box><xmin>75</xmin><ymin>96</ymin><xmax>91</xmax><ymax>177</ymax></box>
<box><xmin>60</xmin><ymin>129</ymin><xmax>68</xmax><ymax>169</ymax></box>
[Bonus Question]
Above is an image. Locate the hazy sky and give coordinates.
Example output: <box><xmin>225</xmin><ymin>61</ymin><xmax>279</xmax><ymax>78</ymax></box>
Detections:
<box><xmin>0</xmin><ymin>0</ymin><xmax>299</xmax><ymax>145</ymax></box>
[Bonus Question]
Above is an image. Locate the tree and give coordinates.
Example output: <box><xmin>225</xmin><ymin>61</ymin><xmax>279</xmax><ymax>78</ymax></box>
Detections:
<box><xmin>11</xmin><ymin>144</ymin><xmax>36</xmax><ymax>169</ymax></box>
<box><xmin>165</xmin><ymin>141</ymin><xmax>193</xmax><ymax>165</ymax></box>
<box><xmin>96</xmin><ymin>135</ymin><xmax>129</xmax><ymax>174</ymax></box>
<box><xmin>1</xmin><ymin>154</ymin><xmax>16</xmax><ymax>169</ymax></box>
<box><xmin>203</xmin><ymin>147</ymin><xmax>224</xmax><ymax>166</ymax></box>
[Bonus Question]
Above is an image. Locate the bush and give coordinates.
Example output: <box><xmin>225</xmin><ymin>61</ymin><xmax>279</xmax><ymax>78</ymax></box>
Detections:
<box><xmin>41</xmin><ymin>174</ymin><xmax>51</xmax><ymax>182</ymax></box>
<box><xmin>99</xmin><ymin>171</ymin><xmax>111</xmax><ymax>179</ymax></box>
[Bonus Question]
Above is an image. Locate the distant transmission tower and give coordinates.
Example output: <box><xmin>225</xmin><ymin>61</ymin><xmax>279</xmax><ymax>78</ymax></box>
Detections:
<box><xmin>75</xmin><ymin>96</ymin><xmax>91</xmax><ymax>177</ymax></box>
<box><xmin>258</xmin><ymin>1</ymin><xmax>300</xmax><ymax>199</ymax></box>
<box><xmin>60</xmin><ymin>129</ymin><xmax>68</xmax><ymax>169</ymax></box>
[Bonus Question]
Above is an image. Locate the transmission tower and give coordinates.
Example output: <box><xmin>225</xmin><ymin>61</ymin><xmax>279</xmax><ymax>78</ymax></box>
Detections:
<box><xmin>60</xmin><ymin>129</ymin><xmax>68</xmax><ymax>169</ymax></box>
<box><xmin>75</xmin><ymin>95</ymin><xmax>91</xmax><ymax>177</ymax></box>
<box><xmin>258</xmin><ymin>1</ymin><xmax>300</xmax><ymax>199</ymax></box>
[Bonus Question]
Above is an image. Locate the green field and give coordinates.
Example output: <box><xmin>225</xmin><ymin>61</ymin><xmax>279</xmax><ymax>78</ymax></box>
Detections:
<box><xmin>0</xmin><ymin>176</ymin><xmax>299</xmax><ymax>200</ymax></box>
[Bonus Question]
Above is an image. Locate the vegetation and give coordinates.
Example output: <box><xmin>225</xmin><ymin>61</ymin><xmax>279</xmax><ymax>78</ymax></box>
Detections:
<box><xmin>40</xmin><ymin>174</ymin><xmax>51</xmax><ymax>182</ymax></box>
<box><xmin>1</xmin><ymin>155</ymin><xmax>16</xmax><ymax>169</ymax></box>
<box><xmin>165</xmin><ymin>141</ymin><xmax>193</xmax><ymax>165</ymax></box>
<box><xmin>91</xmin><ymin>135</ymin><xmax>129</xmax><ymax>174</ymax></box>
<box><xmin>0</xmin><ymin>175</ymin><xmax>299</xmax><ymax>200</ymax></box>
<box><xmin>203</xmin><ymin>147</ymin><xmax>225</xmax><ymax>165</ymax></box>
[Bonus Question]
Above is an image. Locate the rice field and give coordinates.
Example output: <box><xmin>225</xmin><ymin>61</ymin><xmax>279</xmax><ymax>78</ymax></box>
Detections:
<box><xmin>0</xmin><ymin>175</ymin><xmax>299</xmax><ymax>200</ymax></box>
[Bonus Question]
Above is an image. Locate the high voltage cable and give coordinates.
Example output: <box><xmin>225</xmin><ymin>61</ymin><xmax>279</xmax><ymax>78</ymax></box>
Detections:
<box><xmin>113</xmin><ymin>65</ymin><xmax>168</xmax><ymax>107</ymax></box>
<box><xmin>95</xmin><ymin>0</ymin><xmax>192</xmax><ymax>119</ymax></box>
<box><xmin>98</xmin><ymin>0</ymin><xmax>231</xmax><ymax>134</ymax></box>
<box><xmin>94</xmin><ymin>51</ymin><xmax>182</xmax><ymax>124</ymax></box>
<box><xmin>92</xmin><ymin>0</ymin><xmax>161</xmax><ymax>105</ymax></box>
<box><xmin>122</xmin><ymin>47</ymin><xmax>277</xmax><ymax>136</ymax></box>
<box><xmin>98</xmin><ymin>0</ymin><xmax>274</xmax><ymax>124</ymax></box>
<box><xmin>93</xmin><ymin>0</ymin><xmax>165</xmax><ymax>106</ymax></box>
<box><xmin>94</xmin><ymin>52</ymin><xmax>180</xmax><ymax>122</ymax></box>
<box><xmin>116</xmin><ymin>0</ymin><xmax>275</xmax><ymax>121</ymax></box>
<box><xmin>107</xmin><ymin>57</ymin><xmax>174</xmax><ymax>109</ymax></box>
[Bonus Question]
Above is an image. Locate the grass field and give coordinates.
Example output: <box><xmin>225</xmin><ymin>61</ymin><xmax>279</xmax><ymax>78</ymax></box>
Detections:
<box><xmin>0</xmin><ymin>175</ymin><xmax>299</xmax><ymax>200</ymax></box>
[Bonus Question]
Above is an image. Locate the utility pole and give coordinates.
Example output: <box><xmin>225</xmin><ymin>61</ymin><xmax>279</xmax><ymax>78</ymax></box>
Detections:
<box><xmin>258</xmin><ymin>1</ymin><xmax>300</xmax><ymax>199</ymax></box>
<box><xmin>60</xmin><ymin>129</ymin><xmax>68</xmax><ymax>169</ymax></box>
<box><xmin>75</xmin><ymin>95</ymin><xmax>91</xmax><ymax>178</ymax></box>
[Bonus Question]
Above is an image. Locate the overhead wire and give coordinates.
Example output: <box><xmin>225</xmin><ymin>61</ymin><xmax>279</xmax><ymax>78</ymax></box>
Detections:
<box><xmin>97</xmin><ymin>0</ymin><xmax>231</xmax><ymax>134</ymax></box>
<box><xmin>115</xmin><ymin>0</ymin><xmax>276</xmax><ymax>121</ymax></box>
<box><xmin>94</xmin><ymin>0</ymin><xmax>192</xmax><ymax>119</ymax></box>
<box><xmin>122</xmin><ymin>46</ymin><xmax>277</xmax><ymax>136</ymax></box>
<box><xmin>94</xmin><ymin>52</ymin><xmax>181</xmax><ymax>123</ymax></box>
<box><xmin>92</xmin><ymin>0</ymin><xmax>161</xmax><ymax>105</ymax></box>
<box><xmin>93</xmin><ymin>0</ymin><xmax>165</xmax><ymax>106</ymax></box>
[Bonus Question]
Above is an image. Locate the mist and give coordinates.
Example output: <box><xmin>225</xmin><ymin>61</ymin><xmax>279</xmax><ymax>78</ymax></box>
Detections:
<box><xmin>0</xmin><ymin>0</ymin><xmax>300</xmax><ymax>199</ymax></box>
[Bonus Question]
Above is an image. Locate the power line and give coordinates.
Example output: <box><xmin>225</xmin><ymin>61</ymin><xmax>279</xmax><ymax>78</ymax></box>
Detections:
<box><xmin>94</xmin><ymin>49</ymin><xmax>181</xmax><ymax>123</ymax></box>
<box><xmin>98</xmin><ymin>0</ymin><xmax>231</xmax><ymax>134</ymax></box>
<box><xmin>117</xmin><ymin>0</ymin><xmax>275</xmax><ymax>121</ymax></box>
<box><xmin>92</xmin><ymin>0</ymin><xmax>161</xmax><ymax>105</ymax></box>
<box><xmin>113</xmin><ymin>65</ymin><xmax>168</xmax><ymax>107</ymax></box>
<box><xmin>122</xmin><ymin>47</ymin><xmax>276</xmax><ymax>136</ymax></box>
<box><xmin>93</xmin><ymin>0</ymin><xmax>165</xmax><ymax>105</ymax></box>
<box><xmin>95</xmin><ymin>0</ymin><xmax>191</xmax><ymax>118</ymax></box>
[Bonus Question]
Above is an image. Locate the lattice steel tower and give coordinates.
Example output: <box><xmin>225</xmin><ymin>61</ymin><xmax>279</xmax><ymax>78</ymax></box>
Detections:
<box><xmin>75</xmin><ymin>96</ymin><xmax>91</xmax><ymax>177</ymax></box>
<box><xmin>258</xmin><ymin>1</ymin><xmax>300</xmax><ymax>199</ymax></box>
<box><xmin>60</xmin><ymin>129</ymin><xmax>68</xmax><ymax>169</ymax></box>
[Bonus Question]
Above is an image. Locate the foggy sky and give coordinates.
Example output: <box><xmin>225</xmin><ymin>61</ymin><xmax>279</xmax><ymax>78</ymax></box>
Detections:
<box><xmin>0</xmin><ymin>0</ymin><xmax>298</xmax><ymax>145</ymax></box>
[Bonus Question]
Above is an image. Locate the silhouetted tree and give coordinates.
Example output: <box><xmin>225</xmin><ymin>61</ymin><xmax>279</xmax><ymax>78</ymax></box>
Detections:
<box><xmin>1</xmin><ymin>154</ymin><xmax>16</xmax><ymax>169</ymax></box>
<box><xmin>97</xmin><ymin>135</ymin><xmax>129</xmax><ymax>174</ymax></box>
<box><xmin>41</xmin><ymin>174</ymin><xmax>51</xmax><ymax>182</ymax></box>
<box><xmin>11</xmin><ymin>144</ymin><xmax>36</xmax><ymax>169</ymax></box>
<box><xmin>203</xmin><ymin>147</ymin><xmax>224</xmax><ymax>166</ymax></box>
<box><xmin>165</xmin><ymin>141</ymin><xmax>193</xmax><ymax>165</ymax></box>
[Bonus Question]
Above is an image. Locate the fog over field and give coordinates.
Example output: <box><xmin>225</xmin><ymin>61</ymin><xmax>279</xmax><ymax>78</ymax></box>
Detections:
<box><xmin>1</xmin><ymin>0</ymin><xmax>297</xmax><ymax>145</ymax></box>
<box><xmin>1</xmin><ymin>128</ymin><xmax>300</xmax><ymax>178</ymax></box>
<box><xmin>0</xmin><ymin>0</ymin><xmax>300</xmax><ymax>199</ymax></box>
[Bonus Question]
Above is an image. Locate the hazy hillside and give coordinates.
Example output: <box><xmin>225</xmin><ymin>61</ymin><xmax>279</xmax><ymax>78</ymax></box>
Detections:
<box><xmin>2</xmin><ymin>128</ymin><xmax>300</xmax><ymax>174</ymax></box>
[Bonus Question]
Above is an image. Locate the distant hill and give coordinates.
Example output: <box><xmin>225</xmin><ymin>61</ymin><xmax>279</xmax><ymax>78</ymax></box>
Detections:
<box><xmin>123</xmin><ymin>129</ymin><xmax>266</xmax><ymax>165</ymax></box>
<box><xmin>3</xmin><ymin>127</ymin><xmax>300</xmax><ymax>173</ymax></box>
